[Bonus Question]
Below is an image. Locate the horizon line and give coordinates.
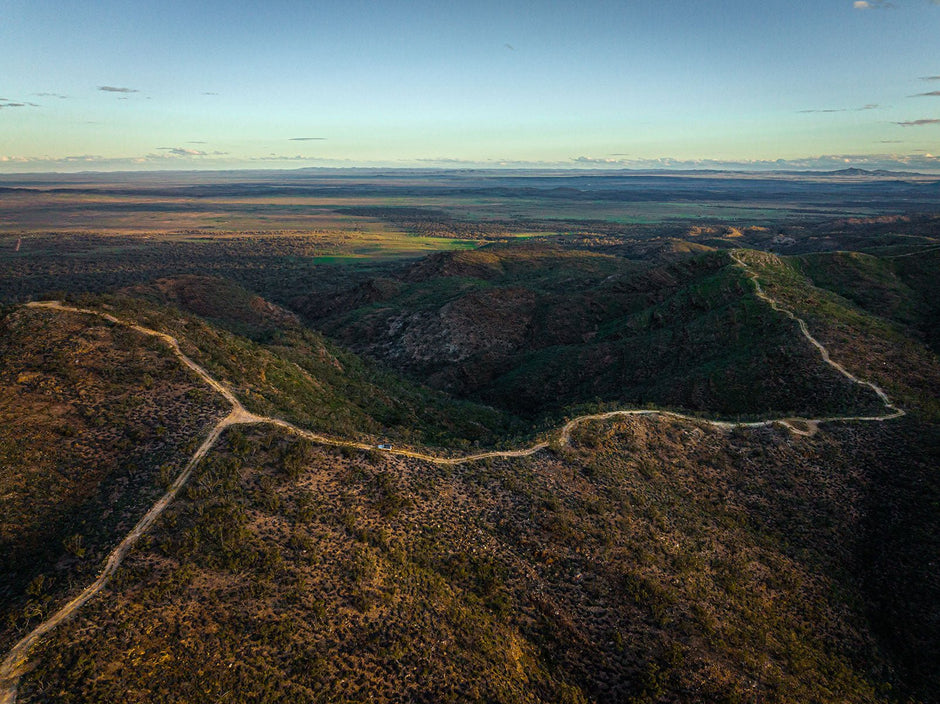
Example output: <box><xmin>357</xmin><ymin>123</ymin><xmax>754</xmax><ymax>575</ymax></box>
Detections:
<box><xmin>1</xmin><ymin>165</ymin><xmax>938</xmax><ymax>178</ymax></box>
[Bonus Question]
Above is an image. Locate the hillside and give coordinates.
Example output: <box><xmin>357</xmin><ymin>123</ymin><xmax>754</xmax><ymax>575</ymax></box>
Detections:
<box><xmin>13</xmin><ymin>414</ymin><xmax>938</xmax><ymax>703</ymax></box>
<box><xmin>792</xmin><ymin>247</ymin><xmax>940</xmax><ymax>356</ymax></box>
<box><xmin>0</xmin><ymin>304</ymin><xmax>229</xmax><ymax>649</ymax></box>
<box><xmin>738</xmin><ymin>249</ymin><xmax>940</xmax><ymax>419</ymax></box>
<box><xmin>0</xmin><ymin>288</ymin><xmax>529</xmax><ymax>662</ymax></box>
<box><xmin>77</xmin><ymin>285</ymin><xmax>527</xmax><ymax>450</ymax></box>
<box><xmin>123</xmin><ymin>275</ymin><xmax>302</xmax><ymax>341</ymax></box>
<box><xmin>297</xmin><ymin>245</ymin><xmax>889</xmax><ymax>420</ymax></box>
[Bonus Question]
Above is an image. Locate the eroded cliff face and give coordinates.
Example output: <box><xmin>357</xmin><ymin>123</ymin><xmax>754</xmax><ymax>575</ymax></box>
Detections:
<box><xmin>380</xmin><ymin>287</ymin><xmax>536</xmax><ymax>364</ymax></box>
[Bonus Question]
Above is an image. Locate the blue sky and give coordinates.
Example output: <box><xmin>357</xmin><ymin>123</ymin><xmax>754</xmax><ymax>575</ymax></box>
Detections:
<box><xmin>2</xmin><ymin>0</ymin><xmax>939</xmax><ymax>171</ymax></box>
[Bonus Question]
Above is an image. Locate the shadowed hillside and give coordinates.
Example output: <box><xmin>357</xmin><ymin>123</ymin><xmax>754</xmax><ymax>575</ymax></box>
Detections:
<box><xmin>124</xmin><ymin>275</ymin><xmax>302</xmax><ymax>341</ymax></box>
<box><xmin>0</xmin><ymin>305</ymin><xmax>228</xmax><ymax>648</ymax></box>
<box><xmin>738</xmin><ymin>249</ymin><xmax>940</xmax><ymax>419</ymax></box>
<box><xmin>297</xmin><ymin>245</ymin><xmax>889</xmax><ymax>421</ymax></box>
<box><xmin>793</xmin><ymin>247</ymin><xmax>940</xmax><ymax>356</ymax></box>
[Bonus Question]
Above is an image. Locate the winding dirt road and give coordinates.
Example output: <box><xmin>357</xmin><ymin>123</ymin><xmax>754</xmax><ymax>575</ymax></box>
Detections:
<box><xmin>0</xmin><ymin>253</ymin><xmax>906</xmax><ymax>702</ymax></box>
<box><xmin>730</xmin><ymin>251</ymin><xmax>904</xmax><ymax>426</ymax></box>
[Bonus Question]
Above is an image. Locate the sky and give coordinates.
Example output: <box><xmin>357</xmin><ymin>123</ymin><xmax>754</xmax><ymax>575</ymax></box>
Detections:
<box><xmin>1</xmin><ymin>0</ymin><xmax>939</xmax><ymax>172</ymax></box>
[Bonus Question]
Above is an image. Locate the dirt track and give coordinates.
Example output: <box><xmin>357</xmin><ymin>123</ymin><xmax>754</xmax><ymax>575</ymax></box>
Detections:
<box><xmin>0</xmin><ymin>253</ymin><xmax>905</xmax><ymax>702</ymax></box>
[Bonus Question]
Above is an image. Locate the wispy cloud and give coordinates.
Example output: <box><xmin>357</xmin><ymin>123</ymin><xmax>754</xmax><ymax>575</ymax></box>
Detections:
<box><xmin>921</xmin><ymin>75</ymin><xmax>940</xmax><ymax>81</ymax></box>
<box><xmin>412</xmin><ymin>157</ymin><xmax>578</xmax><ymax>168</ymax></box>
<box><xmin>187</xmin><ymin>141</ymin><xmax>208</xmax><ymax>144</ymax></box>
<box><xmin>289</xmin><ymin>137</ymin><xmax>326</xmax><ymax>141</ymax></box>
<box><xmin>252</xmin><ymin>154</ymin><xmax>322</xmax><ymax>161</ymax></box>
<box><xmin>504</xmin><ymin>43</ymin><xmax>515</xmax><ymax>51</ymax></box>
<box><xmin>98</xmin><ymin>85</ymin><xmax>139</xmax><ymax>93</ymax></box>
<box><xmin>156</xmin><ymin>146</ymin><xmax>227</xmax><ymax>156</ymax></box>
<box><xmin>0</xmin><ymin>150</ymin><xmax>232</xmax><ymax>170</ymax></box>
<box><xmin>895</xmin><ymin>118</ymin><xmax>940</xmax><ymax>126</ymax></box>
<box><xmin>1</xmin><ymin>152</ymin><xmax>350</xmax><ymax>170</ymax></box>
<box><xmin>0</xmin><ymin>155</ymin><xmax>106</xmax><ymax>163</ymax></box>
<box><xmin>0</xmin><ymin>101</ymin><xmax>39</xmax><ymax>109</ymax></box>
<box><xmin>3</xmin><ymin>152</ymin><xmax>939</xmax><ymax>174</ymax></box>
<box><xmin>910</xmin><ymin>90</ymin><xmax>940</xmax><ymax>97</ymax></box>
<box><xmin>798</xmin><ymin>104</ymin><xmax>880</xmax><ymax>113</ymax></box>
<box><xmin>0</xmin><ymin>154</ymin><xmax>157</xmax><ymax>168</ymax></box>
<box><xmin>853</xmin><ymin>0</ymin><xmax>895</xmax><ymax>9</ymax></box>
<box><xmin>201</xmin><ymin>92</ymin><xmax>218</xmax><ymax>95</ymax></box>
<box><xmin>34</xmin><ymin>92</ymin><xmax>69</xmax><ymax>99</ymax></box>
<box><xmin>157</xmin><ymin>147</ymin><xmax>206</xmax><ymax>156</ymax></box>
<box><xmin>414</xmin><ymin>157</ymin><xmax>480</xmax><ymax>164</ymax></box>
<box><xmin>573</xmin><ymin>157</ymin><xmax>624</xmax><ymax>164</ymax></box>
<box><xmin>570</xmin><ymin>153</ymin><xmax>940</xmax><ymax>172</ymax></box>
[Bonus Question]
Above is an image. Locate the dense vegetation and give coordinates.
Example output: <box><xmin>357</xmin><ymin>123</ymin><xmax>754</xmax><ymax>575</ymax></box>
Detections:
<box><xmin>740</xmin><ymin>249</ymin><xmax>940</xmax><ymax>419</ymax></box>
<box><xmin>792</xmin><ymin>246</ymin><xmax>940</xmax><ymax>356</ymax></box>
